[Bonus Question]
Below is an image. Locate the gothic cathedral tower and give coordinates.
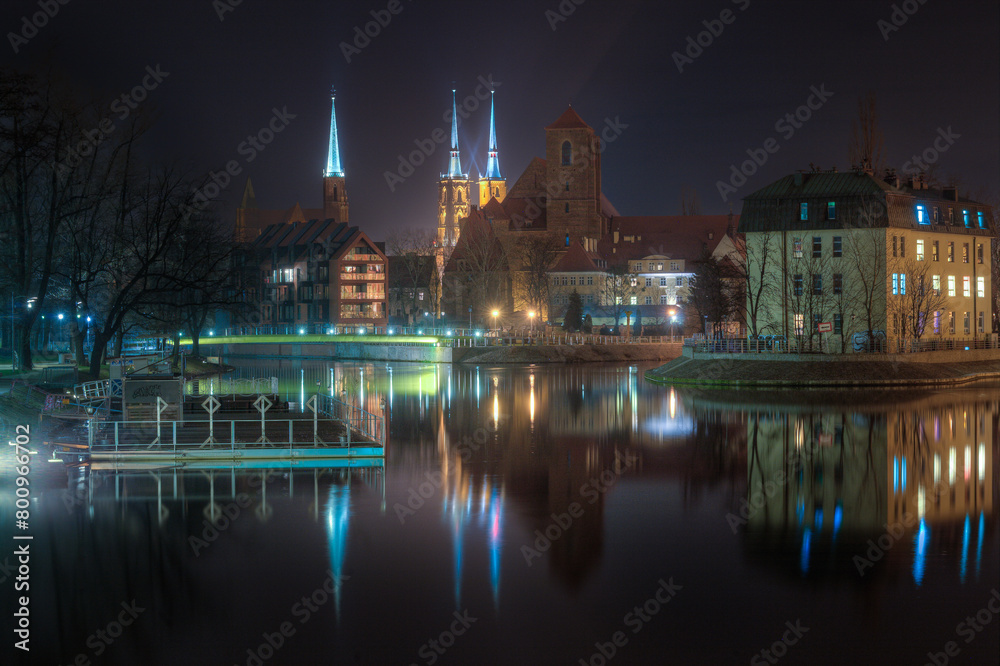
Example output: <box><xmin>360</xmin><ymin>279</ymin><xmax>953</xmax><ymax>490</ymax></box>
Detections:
<box><xmin>544</xmin><ymin>107</ymin><xmax>603</xmax><ymax>243</ymax></box>
<box><xmin>323</xmin><ymin>87</ymin><xmax>349</xmax><ymax>222</ymax></box>
<box><xmin>438</xmin><ymin>89</ymin><xmax>470</xmax><ymax>247</ymax></box>
<box><xmin>477</xmin><ymin>90</ymin><xmax>506</xmax><ymax>206</ymax></box>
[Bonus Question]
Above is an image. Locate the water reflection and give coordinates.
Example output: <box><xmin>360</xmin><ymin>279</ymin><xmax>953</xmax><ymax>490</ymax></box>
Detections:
<box><xmin>10</xmin><ymin>360</ymin><xmax>998</xmax><ymax>664</ymax></box>
<box><xmin>739</xmin><ymin>391</ymin><xmax>996</xmax><ymax>585</ymax></box>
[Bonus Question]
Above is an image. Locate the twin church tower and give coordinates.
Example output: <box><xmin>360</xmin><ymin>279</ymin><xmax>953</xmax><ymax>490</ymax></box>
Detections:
<box><xmin>437</xmin><ymin>89</ymin><xmax>507</xmax><ymax>248</ymax></box>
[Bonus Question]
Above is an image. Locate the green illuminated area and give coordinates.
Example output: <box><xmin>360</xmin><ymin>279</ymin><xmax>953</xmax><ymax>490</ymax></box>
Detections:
<box><xmin>179</xmin><ymin>334</ymin><xmax>441</xmax><ymax>345</ymax></box>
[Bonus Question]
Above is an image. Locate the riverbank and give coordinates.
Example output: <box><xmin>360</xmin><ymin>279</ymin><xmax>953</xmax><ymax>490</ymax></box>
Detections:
<box><xmin>646</xmin><ymin>350</ymin><xmax>1000</xmax><ymax>387</ymax></box>
<box><xmin>453</xmin><ymin>343</ymin><xmax>682</xmax><ymax>364</ymax></box>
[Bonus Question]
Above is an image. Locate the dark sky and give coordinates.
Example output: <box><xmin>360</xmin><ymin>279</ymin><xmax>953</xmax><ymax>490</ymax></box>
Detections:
<box><xmin>3</xmin><ymin>0</ymin><xmax>998</xmax><ymax>239</ymax></box>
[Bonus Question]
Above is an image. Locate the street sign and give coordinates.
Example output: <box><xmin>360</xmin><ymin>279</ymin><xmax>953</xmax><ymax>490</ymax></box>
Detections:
<box><xmin>817</xmin><ymin>321</ymin><xmax>833</xmax><ymax>333</ymax></box>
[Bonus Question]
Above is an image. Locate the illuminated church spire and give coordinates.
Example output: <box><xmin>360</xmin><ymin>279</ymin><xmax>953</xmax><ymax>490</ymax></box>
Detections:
<box><xmin>325</xmin><ymin>87</ymin><xmax>344</xmax><ymax>178</ymax></box>
<box><xmin>485</xmin><ymin>90</ymin><xmax>501</xmax><ymax>179</ymax></box>
<box><xmin>446</xmin><ymin>89</ymin><xmax>464</xmax><ymax>178</ymax></box>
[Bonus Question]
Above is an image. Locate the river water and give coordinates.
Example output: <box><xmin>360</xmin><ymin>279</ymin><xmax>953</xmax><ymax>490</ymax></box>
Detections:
<box><xmin>1</xmin><ymin>359</ymin><xmax>998</xmax><ymax>665</ymax></box>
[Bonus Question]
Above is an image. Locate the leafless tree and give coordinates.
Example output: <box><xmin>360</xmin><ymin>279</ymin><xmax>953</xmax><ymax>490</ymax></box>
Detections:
<box><xmin>386</xmin><ymin>228</ymin><xmax>437</xmax><ymax>325</ymax></box>
<box><xmin>511</xmin><ymin>232</ymin><xmax>561</xmax><ymax>319</ymax></box>
<box><xmin>600</xmin><ymin>261</ymin><xmax>638</xmax><ymax>326</ymax></box>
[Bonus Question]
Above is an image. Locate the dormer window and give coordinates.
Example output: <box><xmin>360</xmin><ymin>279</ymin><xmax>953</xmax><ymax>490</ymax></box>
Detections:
<box><xmin>963</xmin><ymin>210</ymin><xmax>969</xmax><ymax>227</ymax></box>
<box><xmin>977</xmin><ymin>211</ymin><xmax>986</xmax><ymax>228</ymax></box>
<box><xmin>916</xmin><ymin>204</ymin><xmax>927</xmax><ymax>224</ymax></box>
<box><xmin>827</xmin><ymin>201</ymin><xmax>836</xmax><ymax>220</ymax></box>
<box><xmin>800</xmin><ymin>203</ymin><xmax>808</xmax><ymax>221</ymax></box>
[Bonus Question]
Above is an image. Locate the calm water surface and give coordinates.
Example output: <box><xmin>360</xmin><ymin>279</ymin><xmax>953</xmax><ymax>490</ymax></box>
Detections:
<box><xmin>2</xmin><ymin>359</ymin><xmax>998</xmax><ymax>665</ymax></box>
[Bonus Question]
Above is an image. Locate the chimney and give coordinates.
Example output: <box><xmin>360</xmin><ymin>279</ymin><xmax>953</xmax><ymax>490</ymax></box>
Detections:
<box><xmin>942</xmin><ymin>185</ymin><xmax>959</xmax><ymax>201</ymax></box>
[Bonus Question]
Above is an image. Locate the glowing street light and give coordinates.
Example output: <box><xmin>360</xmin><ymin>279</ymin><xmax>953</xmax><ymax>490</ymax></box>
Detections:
<box><xmin>492</xmin><ymin>309</ymin><xmax>499</xmax><ymax>335</ymax></box>
<box><xmin>528</xmin><ymin>311</ymin><xmax>536</xmax><ymax>333</ymax></box>
<box><xmin>667</xmin><ymin>308</ymin><xmax>676</xmax><ymax>341</ymax></box>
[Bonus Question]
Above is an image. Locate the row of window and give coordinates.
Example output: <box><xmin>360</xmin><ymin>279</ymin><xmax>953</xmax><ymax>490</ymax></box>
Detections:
<box><xmin>792</xmin><ymin>273</ymin><xmax>843</xmax><ymax>296</ymax></box>
<box><xmin>893</xmin><ymin>274</ymin><xmax>987</xmax><ymax>299</ymax></box>
<box><xmin>552</xmin><ymin>294</ymin><xmax>680</xmax><ymax>306</ymax></box>
<box><xmin>798</xmin><ymin>201</ymin><xmax>988</xmax><ymax>229</ymax></box>
<box><xmin>789</xmin><ymin>311</ymin><xmax>986</xmax><ymax>336</ymax></box>
<box><xmin>898</xmin><ymin>237</ymin><xmax>984</xmax><ymax>264</ymax></box>
<box><xmin>793</xmin><ymin>236</ymin><xmax>842</xmax><ymax>258</ymax></box>
<box><xmin>632</xmin><ymin>261</ymin><xmax>682</xmax><ymax>272</ymax></box>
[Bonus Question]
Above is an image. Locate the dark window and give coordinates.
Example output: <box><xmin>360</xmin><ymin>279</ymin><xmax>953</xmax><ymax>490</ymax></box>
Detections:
<box><xmin>834</xmin><ymin>314</ymin><xmax>842</xmax><ymax>335</ymax></box>
<box><xmin>812</xmin><ymin>274</ymin><xmax>822</xmax><ymax>295</ymax></box>
<box><xmin>793</xmin><ymin>274</ymin><xmax>803</xmax><ymax>296</ymax></box>
<box><xmin>900</xmin><ymin>236</ymin><xmax>905</xmax><ymax>258</ymax></box>
<box><xmin>812</xmin><ymin>237</ymin><xmax>821</xmax><ymax>258</ymax></box>
<box><xmin>561</xmin><ymin>141</ymin><xmax>571</xmax><ymax>166</ymax></box>
<box><xmin>892</xmin><ymin>236</ymin><xmax>897</xmax><ymax>257</ymax></box>
<box><xmin>833</xmin><ymin>236</ymin><xmax>842</xmax><ymax>257</ymax></box>
<box><xmin>833</xmin><ymin>274</ymin><xmax>843</xmax><ymax>294</ymax></box>
<box><xmin>565</xmin><ymin>203</ymin><xmax>569</xmax><ymax>213</ymax></box>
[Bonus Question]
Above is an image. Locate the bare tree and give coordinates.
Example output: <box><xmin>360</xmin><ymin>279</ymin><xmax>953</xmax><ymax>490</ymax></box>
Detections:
<box><xmin>849</xmin><ymin>91</ymin><xmax>885</xmax><ymax>175</ymax></box>
<box><xmin>733</xmin><ymin>230</ymin><xmax>780</xmax><ymax>339</ymax></box>
<box><xmin>445</xmin><ymin>218</ymin><xmax>509</xmax><ymax>326</ymax></box>
<box><xmin>885</xmin><ymin>255</ymin><xmax>949</xmax><ymax>350</ymax></box>
<box><xmin>386</xmin><ymin>228</ymin><xmax>437</xmax><ymax>325</ymax></box>
<box><xmin>688</xmin><ymin>252</ymin><xmax>739</xmax><ymax>339</ymax></box>
<box><xmin>844</xmin><ymin>199</ymin><xmax>889</xmax><ymax>350</ymax></box>
<box><xmin>600</xmin><ymin>261</ymin><xmax>638</xmax><ymax>327</ymax></box>
<box><xmin>511</xmin><ymin>232</ymin><xmax>561</xmax><ymax>319</ymax></box>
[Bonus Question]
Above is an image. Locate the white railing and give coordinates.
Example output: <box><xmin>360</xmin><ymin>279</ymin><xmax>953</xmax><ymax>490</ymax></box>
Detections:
<box><xmin>185</xmin><ymin>377</ymin><xmax>279</xmax><ymax>397</ymax></box>
<box><xmin>315</xmin><ymin>393</ymin><xmax>385</xmax><ymax>446</ymax></box>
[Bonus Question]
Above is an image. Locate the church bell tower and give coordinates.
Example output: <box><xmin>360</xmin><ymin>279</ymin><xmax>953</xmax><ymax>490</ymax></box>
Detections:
<box><xmin>323</xmin><ymin>87</ymin><xmax>349</xmax><ymax>222</ymax></box>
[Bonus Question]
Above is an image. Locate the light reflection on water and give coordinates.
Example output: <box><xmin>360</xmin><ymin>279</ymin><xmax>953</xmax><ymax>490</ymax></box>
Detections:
<box><xmin>1</xmin><ymin>360</ymin><xmax>997</xmax><ymax>665</ymax></box>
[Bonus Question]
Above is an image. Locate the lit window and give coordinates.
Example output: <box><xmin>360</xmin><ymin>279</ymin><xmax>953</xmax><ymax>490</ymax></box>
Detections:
<box><xmin>827</xmin><ymin>201</ymin><xmax>836</xmax><ymax>219</ymax></box>
<box><xmin>899</xmin><ymin>273</ymin><xmax>906</xmax><ymax>295</ymax></box>
<box><xmin>891</xmin><ymin>273</ymin><xmax>898</xmax><ymax>295</ymax></box>
<box><xmin>977</xmin><ymin>211</ymin><xmax>986</xmax><ymax>228</ymax></box>
<box><xmin>947</xmin><ymin>242</ymin><xmax>954</xmax><ymax>262</ymax></box>
<box><xmin>630</xmin><ymin>296</ymin><xmax>637</xmax><ymax>305</ymax></box>
<box><xmin>962</xmin><ymin>210</ymin><xmax>969</xmax><ymax>227</ymax></box>
<box><xmin>794</xmin><ymin>313</ymin><xmax>804</xmax><ymax>335</ymax></box>
<box><xmin>962</xmin><ymin>243</ymin><xmax>969</xmax><ymax>263</ymax></box>
<box><xmin>933</xmin><ymin>311</ymin><xmax>940</xmax><ymax>335</ymax></box>
<box><xmin>977</xmin><ymin>277</ymin><xmax>985</xmax><ymax>298</ymax></box>
<box><xmin>932</xmin><ymin>241</ymin><xmax>939</xmax><ymax>261</ymax></box>
<box><xmin>800</xmin><ymin>203</ymin><xmax>808</xmax><ymax>221</ymax></box>
<box><xmin>932</xmin><ymin>275</ymin><xmax>940</xmax><ymax>295</ymax></box>
<box><xmin>947</xmin><ymin>276</ymin><xmax>956</xmax><ymax>297</ymax></box>
<box><xmin>916</xmin><ymin>239</ymin><xmax>924</xmax><ymax>261</ymax></box>
<box><xmin>793</xmin><ymin>238</ymin><xmax>802</xmax><ymax>259</ymax></box>
<box><xmin>963</xmin><ymin>277</ymin><xmax>970</xmax><ymax>298</ymax></box>
<box><xmin>916</xmin><ymin>204</ymin><xmax>927</xmax><ymax>224</ymax></box>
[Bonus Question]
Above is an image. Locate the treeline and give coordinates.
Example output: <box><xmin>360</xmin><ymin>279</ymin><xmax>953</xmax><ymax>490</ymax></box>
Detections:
<box><xmin>0</xmin><ymin>68</ymin><xmax>253</xmax><ymax>375</ymax></box>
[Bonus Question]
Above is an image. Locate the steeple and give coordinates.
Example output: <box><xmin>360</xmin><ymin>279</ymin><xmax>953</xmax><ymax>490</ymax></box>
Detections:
<box><xmin>484</xmin><ymin>90</ymin><xmax>501</xmax><ymax>179</ymax></box>
<box><xmin>325</xmin><ymin>87</ymin><xmax>344</xmax><ymax>178</ymax></box>
<box><xmin>446</xmin><ymin>89</ymin><xmax>464</xmax><ymax>178</ymax></box>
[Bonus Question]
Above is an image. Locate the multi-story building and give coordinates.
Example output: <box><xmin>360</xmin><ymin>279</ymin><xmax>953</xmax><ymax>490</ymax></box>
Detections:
<box><xmin>254</xmin><ymin>220</ymin><xmax>387</xmax><ymax>330</ymax></box>
<box><xmin>739</xmin><ymin>169</ymin><xmax>995</xmax><ymax>351</ymax></box>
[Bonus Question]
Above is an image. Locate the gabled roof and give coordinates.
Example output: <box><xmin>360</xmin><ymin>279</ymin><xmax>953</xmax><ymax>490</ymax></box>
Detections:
<box><xmin>445</xmin><ymin>209</ymin><xmax>509</xmax><ymax>272</ymax></box>
<box><xmin>506</xmin><ymin>157</ymin><xmax>548</xmax><ymax>199</ymax></box>
<box><xmin>545</xmin><ymin>106</ymin><xmax>592</xmax><ymax>131</ymax></box>
<box><xmin>481</xmin><ymin>197</ymin><xmax>507</xmax><ymax>220</ymax></box>
<box><xmin>743</xmin><ymin>171</ymin><xmax>897</xmax><ymax>200</ymax></box>
<box><xmin>599</xmin><ymin>216</ymin><xmax>736</xmax><ymax>265</ymax></box>
<box><xmin>551</xmin><ymin>241</ymin><xmax>603</xmax><ymax>272</ymax></box>
<box><xmin>253</xmin><ymin>219</ymin><xmax>368</xmax><ymax>266</ymax></box>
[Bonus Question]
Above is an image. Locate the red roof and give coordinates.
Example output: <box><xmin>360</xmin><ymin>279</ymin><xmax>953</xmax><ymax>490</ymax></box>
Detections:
<box><xmin>598</xmin><ymin>215</ymin><xmax>738</xmax><ymax>265</ymax></box>
<box><xmin>552</xmin><ymin>241</ymin><xmax>603</xmax><ymax>272</ymax></box>
<box><xmin>545</xmin><ymin>106</ymin><xmax>592</xmax><ymax>131</ymax></box>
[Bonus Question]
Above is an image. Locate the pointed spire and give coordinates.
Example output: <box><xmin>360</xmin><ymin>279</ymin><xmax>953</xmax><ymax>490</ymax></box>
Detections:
<box><xmin>446</xmin><ymin>89</ymin><xmax>464</xmax><ymax>178</ymax></box>
<box><xmin>485</xmin><ymin>90</ymin><xmax>501</xmax><ymax>179</ymax></box>
<box><xmin>240</xmin><ymin>177</ymin><xmax>257</xmax><ymax>208</ymax></box>
<box><xmin>325</xmin><ymin>86</ymin><xmax>344</xmax><ymax>178</ymax></box>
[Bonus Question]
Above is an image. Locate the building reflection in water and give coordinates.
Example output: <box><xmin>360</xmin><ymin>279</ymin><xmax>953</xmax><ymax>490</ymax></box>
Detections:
<box><xmin>740</xmin><ymin>392</ymin><xmax>997</xmax><ymax>585</ymax></box>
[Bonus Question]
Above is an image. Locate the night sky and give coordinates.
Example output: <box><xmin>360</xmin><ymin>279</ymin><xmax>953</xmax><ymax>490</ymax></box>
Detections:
<box><xmin>3</xmin><ymin>0</ymin><xmax>998</xmax><ymax>239</ymax></box>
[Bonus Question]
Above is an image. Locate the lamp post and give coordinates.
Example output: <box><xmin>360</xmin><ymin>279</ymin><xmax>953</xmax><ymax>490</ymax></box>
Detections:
<box><xmin>528</xmin><ymin>311</ymin><xmax>535</xmax><ymax>335</ymax></box>
<box><xmin>667</xmin><ymin>308</ymin><xmax>676</xmax><ymax>342</ymax></box>
<box><xmin>492</xmin><ymin>309</ymin><xmax>499</xmax><ymax>337</ymax></box>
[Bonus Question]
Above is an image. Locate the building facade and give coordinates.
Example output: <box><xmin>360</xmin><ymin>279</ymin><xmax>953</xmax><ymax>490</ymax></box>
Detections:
<box><xmin>739</xmin><ymin>170</ymin><xmax>995</xmax><ymax>351</ymax></box>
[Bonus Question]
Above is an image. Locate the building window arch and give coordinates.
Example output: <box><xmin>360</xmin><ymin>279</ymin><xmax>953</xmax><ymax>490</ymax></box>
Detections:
<box><xmin>561</xmin><ymin>141</ymin><xmax>572</xmax><ymax>166</ymax></box>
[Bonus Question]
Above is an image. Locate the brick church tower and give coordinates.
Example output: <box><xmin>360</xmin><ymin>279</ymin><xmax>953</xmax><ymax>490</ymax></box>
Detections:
<box><xmin>544</xmin><ymin>106</ymin><xmax>604</xmax><ymax>243</ymax></box>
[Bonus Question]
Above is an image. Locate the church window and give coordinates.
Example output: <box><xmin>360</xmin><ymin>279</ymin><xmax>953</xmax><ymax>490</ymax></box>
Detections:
<box><xmin>495</xmin><ymin>187</ymin><xmax>500</xmax><ymax>197</ymax></box>
<box><xmin>565</xmin><ymin>182</ymin><xmax>569</xmax><ymax>192</ymax></box>
<box><xmin>561</xmin><ymin>141</ymin><xmax>572</xmax><ymax>166</ymax></box>
<box><xmin>457</xmin><ymin>189</ymin><xmax>463</xmax><ymax>203</ymax></box>
<box><xmin>565</xmin><ymin>234</ymin><xmax>570</xmax><ymax>246</ymax></box>
<box><xmin>564</xmin><ymin>203</ymin><xmax>569</xmax><ymax>213</ymax></box>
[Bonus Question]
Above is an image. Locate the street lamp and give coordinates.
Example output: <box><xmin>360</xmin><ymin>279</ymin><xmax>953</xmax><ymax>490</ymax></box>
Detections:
<box><xmin>492</xmin><ymin>309</ymin><xmax>499</xmax><ymax>336</ymax></box>
<box><xmin>667</xmin><ymin>308</ymin><xmax>676</xmax><ymax>341</ymax></box>
<box><xmin>528</xmin><ymin>311</ymin><xmax>536</xmax><ymax>334</ymax></box>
